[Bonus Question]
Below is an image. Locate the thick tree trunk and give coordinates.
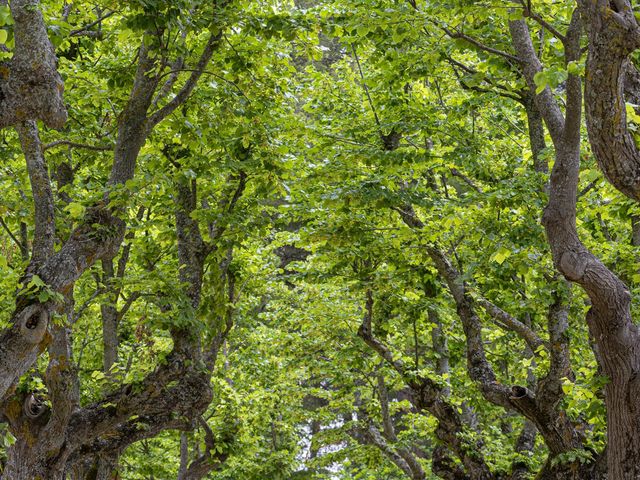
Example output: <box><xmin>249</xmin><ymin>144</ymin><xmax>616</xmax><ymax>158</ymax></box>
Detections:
<box><xmin>579</xmin><ymin>0</ymin><xmax>640</xmax><ymax>201</ymax></box>
<box><xmin>0</xmin><ymin>3</ymin><xmax>234</xmax><ymax>478</ymax></box>
<box><xmin>0</xmin><ymin>0</ymin><xmax>67</xmax><ymax>129</ymax></box>
<box><xmin>576</xmin><ymin>2</ymin><xmax>640</xmax><ymax>477</ymax></box>
<box><xmin>508</xmin><ymin>11</ymin><xmax>622</xmax><ymax>478</ymax></box>
<box><xmin>3</xmin><ymin>443</ymin><xmax>64</xmax><ymax>480</ymax></box>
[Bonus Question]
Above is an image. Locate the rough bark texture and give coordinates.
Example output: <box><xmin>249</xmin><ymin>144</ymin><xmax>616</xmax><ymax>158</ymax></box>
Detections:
<box><xmin>0</xmin><ymin>169</ymin><xmax>229</xmax><ymax>479</ymax></box>
<box><xmin>510</xmin><ymin>421</ymin><xmax>536</xmax><ymax>480</ymax></box>
<box><xmin>17</xmin><ymin>120</ymin><xmax>55</xmax><ymax>263</ymax></box>
<box><xmin>0</xmin><ymin>0</ymin><xmax>67</xmax><ymax>129</ymax></box>
<box><xmin>522</xmin><ymin>91</ymin><xmax>548</xmax><ymax>173</ymax></box>
<box><xmin>100</xmin><ymin>258</ymin><xmax>119</xmax><ymax>374</ymax></box>
<box><xmin>579</xmin><ymin>0</ymin><xmax>640</xmax><ymax>201</ymax></box>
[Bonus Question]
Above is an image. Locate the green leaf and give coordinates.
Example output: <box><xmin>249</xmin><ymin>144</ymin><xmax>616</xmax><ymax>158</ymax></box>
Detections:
<box><xmin>567</xmin><ymin>61</ymin><xmax>584</xmax><ymax>76</ymax></box>
<box><xmin>508</xmin><ymin>9</ymin><xmax>523</xmax><ymax>20</ymax></box>
<box><xmin>65</xmin><ymin>202</ymin><xmax>85</xmax><ymax>219</ymax></box>
<box><xmin>491</xmin><ymin>246</ymin><xmax>512</xmax><ymax>265</ymax></box>
<box><xmin>533</xmin><ymin>71</ymin><xmax>548</xmax><ymax>95</ymax></box>
<box><xmin>28</xmin><ymin>275</ymin><xmax>45</xmax><ymax>289</ymax></box>
<box><xmin>37</xmin><ymin>290</ymin><xmax>50</xmax><ymax>303</ymax></box>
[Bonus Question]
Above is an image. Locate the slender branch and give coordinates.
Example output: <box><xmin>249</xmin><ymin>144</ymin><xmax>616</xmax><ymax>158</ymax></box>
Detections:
<box><xmin>152</xmin><ymin>57</ymin><xmax>185</xmax><ymax>109</ymax></box>
<box><xmin>43</xmin><ymin>140</ymin><xmax>113</xmax><ymax>152</ymax></box>
<box><xmin>147</xmin><ymin>30</ymin><xmax>224</xmax><ymax>129</ymax></box>
<box><xmin>516</xmin><ymin>0</ymin><xmax>566</xmax><ymax>43</ymax></box>
<box><xmin>439</xmin><ymin>23</ymin><xmax>521</xmax><ymax>64</ymax></box>
<box><xmin>351</xmin><ymin>44</ymin><xmax>382</xmax><ymax>129</ymax></box>
<box><xmin>446</xmin><ymin>56</ymin><xmax>523</xmax><ymax>102</ymax></box>
<box><xmin>578</xmin><ymin>179</ymin><xmax>598</xmax><ymax>199</ymax></box>
<box><xmin>153</xmin><ymin>28</ymin><xmax>188</xmax><ymax>109</ymax></box>
<box><xmin>449</xmin><ymin>168</ymin><xmax>483</xmax><ymax>193</ymax></box>
<box><xmin>476</xmin><ymin>297</ymin><xmax>545</xmax><ymax>353</ymax></box>
<box><xmin>0</xmin><ymin>216</ymin><xmax>26</xmax><ymax>255</ymax></box>
<box><xmin>115</xmin><ymin>291</ymin><xmax>141</xmax><ymax>323</ymax></box>
<box><xmin>73</xmin><ymin>288</ymin><xmax>103</xmax><ymax>323</ymax></box>
<box><xmin>69</xmin><ymin>10</ymin><xmax>116</xmax><ymax>36</ymax></box>
<box><xmin>358</xmin><ymin>290</ymin><xmax>406</xmax><ymax>377</ymax></box>
<box><xmin>208</xmin><ymin>171</ymin><xmax>247</xmax><ymax>245</ymax></box>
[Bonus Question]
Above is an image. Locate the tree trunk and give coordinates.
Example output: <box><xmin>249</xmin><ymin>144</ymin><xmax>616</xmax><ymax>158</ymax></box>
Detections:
<box><xmin>576</xmin><ymin>1</ymin><xmax>640</xmax><ymax>476</ymax></box>
<box><xmin>3</xmin><ymin>441</ymin><xmax>65</xmax><ymax>480</ymax></box>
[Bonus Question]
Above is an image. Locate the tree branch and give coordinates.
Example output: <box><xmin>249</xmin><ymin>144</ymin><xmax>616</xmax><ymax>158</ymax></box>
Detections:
<box><xmin>509</xmin><ymin>19</ymin><xmax>565</xmax><ymax>143</ymax></box>
<box><xmin>439</xmin><ymin>23</ymin><xmax>521</xmax><ymax>64</ymax></box>
<box><xmin>394</xmin><ymin>204</ymin><xmax>585</xmax><ymax>459</ymax></box>
<box><xmin>563</xmin><ymin>9</ymin><xmax>583</xmax><ymax>146</ymax></box>
<box><xmin>69</xmin><ymin>10</ymin><xmax>116</xmax><ymax>37</ymax></box>
<box><xmin>536</xmin><ymin>284</ymin><xmax>572</xmax><ymax>415</ymax></box>
<box><xmin>516</xmin><ymin>0</ymin><xmax>567</xmax><ymax>43</ymax></box>
<box><xmin>0</xmin><ymin>216</ymin><xmax>28</xmax><ymax>258</ymax></box>
<box><xmin>108</xmin><ymin>38</ymin><xmax>161</xmax><ymax>185</ymax></box>
<box><xmin>17</xmin><ymin>120</ymin><xmax>55</xmax><ymax>263</ymax></box>
<box><xmin>42</xmin><ymin>140</ymin><xmax>114</xmax><ymax>152</ymax></box>
<box><xmin>475</xmin><ymin>297</ymin><xmax>545</xmax><ymax>353</ymax></box>
<box><xmin>146</xmin><ymin>30</ymin><xmax>224</xmax><ymax>129</ymax></box>
<box><xmin>207</xmin><ymin>170</ymin><xmax>247</xmax><ymax>246</ymax></box>
<box><xmin>579</xmin><ymin>0</ymin><xmax>640</xmax><ymax>201</ymax></box>
<box><xmin>357</xmin><ymin>289</ymin><xmax>493</xmax><ymax>478</ymax></box>
<box><xmin>0</xmin><ymin>0</ymin><xmax>67</xmax><ymax>129</ymax></box>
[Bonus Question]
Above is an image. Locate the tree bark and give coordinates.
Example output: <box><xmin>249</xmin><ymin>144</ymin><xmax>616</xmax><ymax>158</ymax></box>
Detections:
<box><xmin>579</xmin><ymin>0</ymin><xmax>640</xmax><ymax>201</ymax></box>
<box><xmin>0</xmin><ymin>0</ymin><xmax>67</xmax><ymax>129</ymax></box>
<box><xmin>511</xmin><ymin>8</ymin><xmax>640</xmax><ymax>478</ymax></box>
<box><xmin>100</xmin><ymin>259</ymin><xmax>119</xmax><ymax>374</ymax></box>
<box><xmin>0</xmin><ymin>6</ymin><xmax>233</xmax><ymax>476</ymax></box>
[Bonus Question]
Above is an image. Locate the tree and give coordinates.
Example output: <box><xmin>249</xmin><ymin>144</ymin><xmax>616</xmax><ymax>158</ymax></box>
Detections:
<box><xmin>280</xmin><ymin>0</ymin><xmax>640</xmax><ymax>478</ymax></box>
<box><xmin>3</xmin><ymin>0</ymin><xmax>640</xmax><ymax>479</ymax></box>
<box><xmin>0</xmin><ymin>0</ymin><xmax>298</xmax><ymax>478</ymax></box>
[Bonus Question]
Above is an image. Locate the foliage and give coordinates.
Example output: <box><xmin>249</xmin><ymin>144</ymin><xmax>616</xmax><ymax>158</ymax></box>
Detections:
<box><xmin>0</xmin><ymin>0</ymin><xmax>639</xmax><ymax>479</ymax></box>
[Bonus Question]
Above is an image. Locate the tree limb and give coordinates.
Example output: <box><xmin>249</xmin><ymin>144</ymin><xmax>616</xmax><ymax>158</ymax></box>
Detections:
<box><xmin>0</xmin><ymin>0</ymin><xmax>67</xmax><ymax>129</ymax></box>
<box><xmin>475</xmin><ymin>297</ymin><xmax>545</xmax><ymax>353</ymax></box>
<box><xmin>42</xmin><ymin>140</ymin><xmax>114</xmax><ymax>152</ymax></box>
<box><xmin>147</xmin><ymin>30</ymin><xmax>225</xmax><ymax>130</ymax></box>
<box><xmin>17</xmin><ymin>120</ymin><xmax>55</xmax><ymax>264</ymax></box>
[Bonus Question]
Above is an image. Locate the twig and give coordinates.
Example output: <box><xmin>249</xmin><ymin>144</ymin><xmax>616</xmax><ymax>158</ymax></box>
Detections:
<box><xmin>0</xmin><ymin>216</ymin><xmax>23</xmax><ymax>251</ymax></box>
<box><xmin>70</xmin><ymin>10</ymin><xmax>116</xmax><ymax>36</ymax></box>
<box><xmin>439</xmin><ymin>24</ymin><xmax>521</xmax><ymax>64</ymax></box>
<box><xmin>351</xmin><ymin>44</ymin><xmax>382</xmax><ymax>128</ymax></box>
<box><xmin>450</xmin><ymin>168</ymin><xmax>483</xmax><ymax>193</ymax></box>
